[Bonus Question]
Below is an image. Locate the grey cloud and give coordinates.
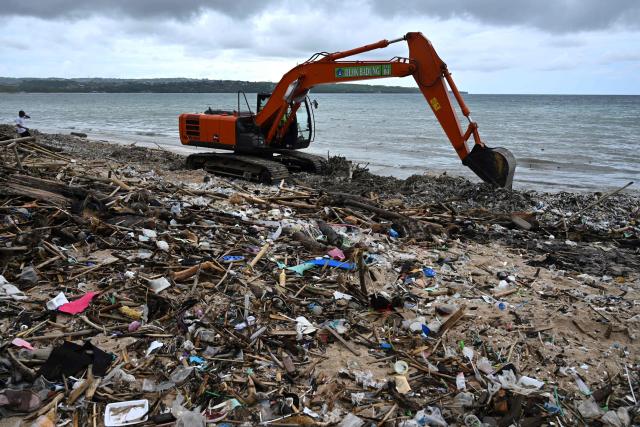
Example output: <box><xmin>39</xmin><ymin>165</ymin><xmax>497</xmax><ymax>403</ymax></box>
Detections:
<box><xmin>599</xmin><ymin>52</ymin><xmax>640</xmax><ymax>64</ymax></box>
<box><xmin>0</xmin><ymin>37</ymin><xmax>29</xmax><ymax>49</ymax></box>
<box><xmin>3</xmin><ymin>0</ymin><xmax>640</xmax><ymax>34</ymax></box>
<box><xmin>0</xmin><ymin>0</ymin><xmax>270</xmax><ymax>20</ymax></box>
<box><xmin>370</xmin><ymin>0</ymin><xmax>640</xmax><ymax>33</ymax></box>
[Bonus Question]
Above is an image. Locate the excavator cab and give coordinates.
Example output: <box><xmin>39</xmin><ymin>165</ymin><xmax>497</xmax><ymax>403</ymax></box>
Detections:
<box><xmin>257</xmin><ymin>93</ymin><xmax>313</xmax><ymax>150</ymax></box>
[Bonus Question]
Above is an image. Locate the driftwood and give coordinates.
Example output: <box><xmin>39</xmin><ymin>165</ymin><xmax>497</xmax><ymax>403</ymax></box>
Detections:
<box><xmin>1</xmin><ymin>182</ymin><xmax>72</xmax><ymax>206</ymax></box>
<box><xmin>0</xmin><ymin>136</ymin><xmax>36</xmax><ymax>146</ymax></box>
<box><xmin>0</xmin><ymin>174</ymin><xmax>110</xmax><ymax>208</ymax></box>
<box><xmin>323</xmin><ymin>191</ymin><xmax>445</xmax><ymax>237</ymax></box>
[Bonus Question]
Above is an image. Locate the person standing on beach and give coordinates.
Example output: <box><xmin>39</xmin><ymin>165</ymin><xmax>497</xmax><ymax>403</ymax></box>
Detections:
<box><xmin>15</xmin><ymin>110</ymin><xmax>31</xmax><ymax>137</ymax></box>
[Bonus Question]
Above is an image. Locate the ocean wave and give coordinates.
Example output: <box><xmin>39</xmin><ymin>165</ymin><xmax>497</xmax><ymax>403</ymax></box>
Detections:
<box><xmin>517</xmin><ymin>157</ymin><xmax>636</xmax><ymax>174</ymax></box>
<box><xmin>135</xmin><ymin>131</ymin><xmax>167</xmax><ymax>137</ymax></box>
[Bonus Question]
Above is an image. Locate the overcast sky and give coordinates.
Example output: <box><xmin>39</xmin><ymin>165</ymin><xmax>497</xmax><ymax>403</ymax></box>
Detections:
<box><xmin>1</xmin><ymin>0</ymin><xmax>639</xmax><ymax>94</ymax></box>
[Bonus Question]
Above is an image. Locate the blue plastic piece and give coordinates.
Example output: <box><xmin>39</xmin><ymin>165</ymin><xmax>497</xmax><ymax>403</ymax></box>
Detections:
<box><xmin>423</xmin><ymin>267</ymin><xmax>436</xmax><ymax>278</ymax></box>
<box><xmin>380</xmin><ymin>342</ymin><xmax>392</xmax><ymax>350</ymax></box>
<box><xmin>282</xmin><ymin>259</ymin><xmax>356</xmax><ymax>275</ymax></box>
<box><xmin>421</xmin><ymin>324</ymin><xmax>431</xmax><ymax>336</ymax></box>
<box><xmin>306</xmin><ymin>258</ymin><xmax>356</xmax><ymax>270</ymax></box>
<box><xmin>220</xmin><ymin>255</ymin><xmax>245</xmax><ymax>263</ymax></box>
<box><xmin>189</xmin><ymin>355</ymin><xmax>205</xmax><ymax>365</ymax></box>
<box><xmin>543</xmin><ymin>402</ymin><xmax>561</xmax><ymax>414</ymax></box>
<box><xmin>403</xmin><ymin>277</ymin><xmax>416</xmax><ymax>285</ymax></box>
<box><xmin>388</xmin><ymin>228</ymin><xmax>399</xmax><ymax>238</ymax></box>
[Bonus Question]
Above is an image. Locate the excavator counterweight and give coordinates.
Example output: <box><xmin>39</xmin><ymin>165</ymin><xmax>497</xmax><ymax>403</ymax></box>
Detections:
<box><xmin>179</xmin><ymin>32</ymin><xmax>516</xmax><ymax>187</ymax></box>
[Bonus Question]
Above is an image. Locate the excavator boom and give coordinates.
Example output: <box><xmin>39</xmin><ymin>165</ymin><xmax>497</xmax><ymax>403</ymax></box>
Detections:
<box><xmin>254</xmin><ymin>32</ymin><xmax>516</xmax><ymax>188</ymax></box>
<box><xmin>179</xmin><ymin>32</ymin><xmax>516</xmax><ymax>188</ymax></box>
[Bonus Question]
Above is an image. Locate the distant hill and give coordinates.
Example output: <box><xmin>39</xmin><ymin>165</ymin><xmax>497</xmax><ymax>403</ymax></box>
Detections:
<box><xmin>0</xmin><ymin>77</ymin><xmax>420</xmax><ymax>94</ymax></box>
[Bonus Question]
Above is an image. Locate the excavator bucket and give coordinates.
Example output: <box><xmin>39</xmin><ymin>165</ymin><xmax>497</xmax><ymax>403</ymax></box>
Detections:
<box><xmin>462</xmin><ymin>145</ymin><xmax>516</xmax><ymax>189</ymax></box>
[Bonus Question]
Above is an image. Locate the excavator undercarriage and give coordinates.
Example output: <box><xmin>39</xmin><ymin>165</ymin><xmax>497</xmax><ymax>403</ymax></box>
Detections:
<box><xmin>185</xmin><ymin>150</ymin><xmax>326</xmax><ymax>184</ymax></box>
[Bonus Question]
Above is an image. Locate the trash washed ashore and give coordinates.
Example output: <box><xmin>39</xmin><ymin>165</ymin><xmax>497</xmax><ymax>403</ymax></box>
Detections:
<box><xmin>0</xmin><ymin>126</ymin><xmax>638</xmax><ymax>426</ymax></box>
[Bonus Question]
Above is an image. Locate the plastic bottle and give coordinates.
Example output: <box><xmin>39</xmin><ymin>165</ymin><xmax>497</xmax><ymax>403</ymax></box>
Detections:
<box><xmin>573</xmin><ymin>373</ymin><xmax>591</xmax><ymax>395</ymax></box>
<box><xmin>456</xmin><ymin>372</ymin><xmax>466</xmax><ymax>390</ymax></box>
<box><xmin>279</xmin><ymin>269</ymin><xmax>286</xmax><ymax>287</ymax></box>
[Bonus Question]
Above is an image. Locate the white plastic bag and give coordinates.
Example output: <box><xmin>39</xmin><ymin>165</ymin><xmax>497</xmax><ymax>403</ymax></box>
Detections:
<box><xmin>577</xmin><ymin>397</ymin><xmax>604</xmax><ymax>420</ymax></box>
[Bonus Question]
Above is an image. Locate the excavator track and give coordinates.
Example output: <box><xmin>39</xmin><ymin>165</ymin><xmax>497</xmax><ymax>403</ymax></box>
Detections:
<box><xmin>186</xmin><ymin>153</ymin><xmax>289</xmax><ymax>184</ymax></box>
<box><xmin>273</xmin><ymin>150</ymin><xmax>327</xmax><ymax>174</ymax></box>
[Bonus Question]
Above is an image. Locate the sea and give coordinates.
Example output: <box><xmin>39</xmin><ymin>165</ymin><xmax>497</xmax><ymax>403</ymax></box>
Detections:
<box><xmin>1</xmin><ymin>92</ymin><xmax>638</xmax><ymax>193</ymax></box>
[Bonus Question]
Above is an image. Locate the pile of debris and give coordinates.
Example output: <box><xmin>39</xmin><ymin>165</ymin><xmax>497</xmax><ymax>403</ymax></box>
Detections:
<box><xmin>0</xmin><ymin>128</ymin><xmax>638</xmax><ymax>426</ymax></box>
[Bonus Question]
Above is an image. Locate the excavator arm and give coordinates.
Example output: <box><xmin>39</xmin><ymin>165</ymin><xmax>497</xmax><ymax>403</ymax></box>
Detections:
<box><xmin>255</xmin><ymin>32</ymin><xmax>516</xmax><ymax>188</ymax></box>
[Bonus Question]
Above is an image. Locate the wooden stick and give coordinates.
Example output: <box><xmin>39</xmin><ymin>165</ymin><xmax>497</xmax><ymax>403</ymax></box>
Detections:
<box><xmin>324</xmin><ymin>325</ymin><xmax>360</xmax><ymax>356</ymax></box>
<box><xmin>435</xmin><ymin>305</ymin><xmax>467</xmax><ymax>337</ymax></box>
<box><xmin>110</xmin><ymin>176</ymin><xmax>132</xmax><ymax>191</ymax></box>
<box><xmin>28</xmin><ymin>329</ymin><xmax>96</xmax><ymax>341</ymax></box>
<box><xmin>35</xmin><ymin>254</ymin><xmax>62</xmax><ymax>269</ymax></box>
<box><xmin>68</xmin><ymin>367</ymin><xmax>94</xmax><ymax>404</ymax></box>
<box><xmin>172</xmin><ymin>260</ymin><xmax>224</xmax><ymax>281</ymax></box>
<box><xmin>380</xmin><ymin>403</ymin><xmax>398</xmax><ymax>424</ymax></box>
<box><xmin>493</xmin><ymin>288</ymin><xmax>518</xmax><ymax>298</ymax></box>
<box><xmin>23</xmin><ymin>142</ymin><xmax>70</xmax><ymax>161</ymax></box>
<box><xmin>16</xmin><ymin>320</ymin><xmax>48</xmax><ymax>338</ymax></box>
<box><xmin>68</xmin><ymin>261</ymin><xmax>115</xmax><ymax>280</ymax></box>
<box><xmin>357</xmin><ymin>250</ymin><xmax>368</xmax><ymax>296</ymax></box>
<box><xmin>588</xmin><ymin>303</ymin><xmax>611</xmax><ymax>322</ymax></box>
<box><xmin>7</xmin><ymin>349</ymin><xmax>37</xmax><ymax>380</ymax></box>
<box><xmin>248</xmin><ymin>243</ymin><xmax>270</xmax><ymax>269</ymax></box>
<box><xmin>13</xmin><ymin>145</ymin><xmax>23</xmax><ymax>169</ymax></box>
<box><xmin>0</xmin><ymin>136</ymin><xmax>36</xmax><ymax>146</ymax></box>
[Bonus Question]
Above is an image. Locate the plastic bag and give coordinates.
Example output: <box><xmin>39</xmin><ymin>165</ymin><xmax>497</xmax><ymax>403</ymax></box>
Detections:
<box><xmin>142</xmin><ymin>378</ymin><xmax>173</xmax><ymax>392</ymax></box>
<box><xmin>353</xmin><ymin>370</ymin><xmax>385</xmax><ymax>389</ymax></box>
<box><xmin>412</xmin><ymin>407</ymin><xmax>448</xmax><ymax>427</ymax></box>
<box><xmin>496</xmin><ymin>369</ymin><xmax>544</xmax><ymax>395</ymax></box>
<box><xmin>476</xmin><ymin>357</ymin><xmax>494</xmax><ymax>375</ymax></box>
<box><xmin>601</xmin><ymin>407</ymin><xmax>631</xmax><ymax>427</ymax></box>
<box><xmin>338</xmin><ymin>413</ymin><xmax>365</xmax><ymax>427</ymax></box>
<box><xmin>169</xmin><ymin>366</ymin><xmax>194</xmax><ymax>385</ymax></box>
<box><xmin>101</xmin><ymin>366</ymin><xmax>136</xmax><ymax>387</ymax></box>
<box><xmin>453</xmin><ymin>392</ymin><xmax>474</xmax><ymax>408</ymax></box>
<box><xmin>577</xmin><ymin>397</ymin><xmax>604</xmax><ymax>420</ymax></box>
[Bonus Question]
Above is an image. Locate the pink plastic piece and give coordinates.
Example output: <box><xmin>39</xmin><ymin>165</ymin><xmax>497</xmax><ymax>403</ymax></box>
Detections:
<box><xmin>11</xmin><ymin>338</ymin><xmax>34</xmax><ymax>351</ymax></box>
<box><xmin>58</xmin><ymin>291</ymin><xmax>99</xmax><ymax>315</ymax></box>
<box><xmin>327</xmin><ymin>247</ymin><xmax>345</xmax><ymax>260</ymax></box>
<box><xmin>128</xmin><ymin>321</ymin><xmax>142</xmax><ymax>332</ymax></box>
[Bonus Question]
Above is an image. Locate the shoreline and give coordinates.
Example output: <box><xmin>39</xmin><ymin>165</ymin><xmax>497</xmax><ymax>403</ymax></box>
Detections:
<box><xmin>19</xmin><ymin>125</ymin><xmax>640</xmax><ymax>195</ymax></box>
<box><xmin>0</xmin><ymin>126</ymin><xmax>638</xmax><ymax>425</ymax></box>
<box><xmin>3</xmin><ymin>90</ymin><xmax>639</xmax><ymax>193</ymax></box>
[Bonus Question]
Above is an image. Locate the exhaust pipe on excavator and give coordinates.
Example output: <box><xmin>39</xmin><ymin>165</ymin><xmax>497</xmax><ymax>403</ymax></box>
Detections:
<box><xmin>462</xmin><ymin>145</ymin><xmax>516</xmax><ymax>189</ymax></box>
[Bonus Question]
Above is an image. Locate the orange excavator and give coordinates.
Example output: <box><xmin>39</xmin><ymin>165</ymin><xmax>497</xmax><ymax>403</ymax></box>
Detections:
<box><xmin>179</xmin><ymin>32</ymin><xmax>516</xmax><ymax>188</ymax></box>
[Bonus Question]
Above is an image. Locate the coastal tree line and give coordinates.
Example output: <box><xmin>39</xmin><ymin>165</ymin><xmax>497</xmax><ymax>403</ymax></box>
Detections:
<box><xmin>0</xmin><ymin>78</ymin><xmax>419</xmax><ymax>94</ymax></box>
